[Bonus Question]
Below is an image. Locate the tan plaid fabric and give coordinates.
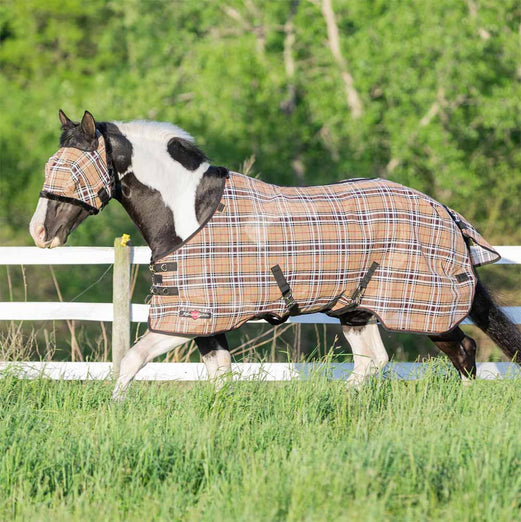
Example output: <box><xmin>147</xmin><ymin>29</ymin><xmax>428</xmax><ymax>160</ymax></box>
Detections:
<box><xmin>42</xmin><ymin>134</ymin><xmax>111</xmax><ymax>212</ymax></box>
<box><xmin>149</xmin><ymin>173</ymin><xmax>500</xmax><ymax>336</ymax></box>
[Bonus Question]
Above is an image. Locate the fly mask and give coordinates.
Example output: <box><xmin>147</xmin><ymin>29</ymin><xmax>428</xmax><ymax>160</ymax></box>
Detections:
<box><xmin>41</xmin><ymin>132</ymin><xmax>113</xmax><ymax>214</ymax></box>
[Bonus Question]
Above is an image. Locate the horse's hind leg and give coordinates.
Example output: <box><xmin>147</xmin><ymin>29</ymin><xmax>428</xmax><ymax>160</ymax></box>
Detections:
<box><xmin>112</xmin><ymin>331</ymin><xmax>190</xmax><ymax>401</ymax></box>
<box><xmin>340</xmin><ymin>312</ymin><xmax>389</xmax><ymax>389</ymax></box>
<box><xmin>429</xmin><ymin>327</ymin><xmax>477</xmax><ymax>381</ymax></box>
<box><xmin>195</xmin><ymin>333</ymin><xmax>232</xmax><ymax>388</ymax></box>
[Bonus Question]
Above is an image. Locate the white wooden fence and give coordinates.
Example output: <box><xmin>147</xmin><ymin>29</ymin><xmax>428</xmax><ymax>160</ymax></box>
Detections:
<box><xmin>1</xmin><ymin>244</ymin><xmax>520</xmax><ymax>381</ymax></box>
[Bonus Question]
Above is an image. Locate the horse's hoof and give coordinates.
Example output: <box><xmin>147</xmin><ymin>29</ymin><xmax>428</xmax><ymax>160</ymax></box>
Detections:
<box><xmin>346</xmin><ymin>375</ymin><xmax>365</xmax><ymax>391</ymax></box>
<box><xmin>111</xmin><ymin>387</ymin><xmax>127</xmax><ymax>403</ymax></box>
<box><xmin>461</xmin><ymin>375</ymin><xmax>474</xmax><ymax>387</ymax></box>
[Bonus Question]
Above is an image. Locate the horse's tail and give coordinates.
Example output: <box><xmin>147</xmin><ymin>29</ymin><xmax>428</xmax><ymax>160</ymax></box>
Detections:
<box><xmin>469</xmin><ymin>278</ymin><xmax>521</xmax><ymax>363</ymax></box>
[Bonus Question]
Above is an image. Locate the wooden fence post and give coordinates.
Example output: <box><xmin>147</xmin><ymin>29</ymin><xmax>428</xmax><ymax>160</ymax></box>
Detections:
<box><xmin>112</xmin><ymin>236</ymin><xmax>131</xmax><ymax>379</ymax></box>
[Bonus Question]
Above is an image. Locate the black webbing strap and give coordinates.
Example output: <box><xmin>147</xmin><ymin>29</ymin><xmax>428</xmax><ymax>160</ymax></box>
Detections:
<box><xmin>40</xmin><ymin>191</ymin><xmax>99</xmax><ymax>215</ymax></box>
<box><xmin>262</xmin><ymin>314</ymin><xmax>290</xmax><ymax>326</ymax></box>
<box><xmin>350</xmin><ymin>261</ymin><xmax>379</xmax><ymax>305</ymax></box>
<box><xmin>150</xmin><ymin>262</ymin><xmax>178</xmax><ymax>273</ymax></box>
<box><xmin>150</xmin><ymin>286</ymin><xmax>179</xmax><ymax>296</ymax></box>
<box><xmin>98</xmin><ymin>186</ymin><xmax>110</xmax><ymax>206</ymax></box>
<box><xmin>271</xmin><ymin>264</ymin><xmax>300</xmax><ymax>316</ymax></box>
<box><xmin>443</xmin><ymin>204</ymin><xmax>467</xmax><ymax>231</ymax></box>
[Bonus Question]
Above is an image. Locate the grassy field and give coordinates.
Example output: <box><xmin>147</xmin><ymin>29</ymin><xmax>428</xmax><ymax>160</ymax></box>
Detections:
<box><xmin>1</xmin><ymin>364</ymin><xmax>521</xmax><ymax>521</ymax></box>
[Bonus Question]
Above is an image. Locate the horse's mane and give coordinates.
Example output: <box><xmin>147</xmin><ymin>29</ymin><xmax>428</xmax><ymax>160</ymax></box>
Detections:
<box><xmin>111</xmin><ymin>120</ymin><xmax>196</xmax><ymax>145</ymax></box>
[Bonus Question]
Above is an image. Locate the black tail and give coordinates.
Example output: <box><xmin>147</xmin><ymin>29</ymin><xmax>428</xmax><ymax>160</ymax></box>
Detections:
<box><xmin>470</xmin><ymin>279</ymin><xmax>521</xmax><ymax>363</ymax></box>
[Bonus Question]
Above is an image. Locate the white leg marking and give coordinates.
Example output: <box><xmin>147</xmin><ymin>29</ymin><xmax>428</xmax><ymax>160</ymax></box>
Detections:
<box><xmin>363</xmin><ymin>322</ymin><xmax>389</xmax><ymax>371</ymax></box>
<box><xmin>343</xmin><ymin>323</ymin><xmax>389</xmax><ymax>389</ymax></box>
<box><xmin>112</xmin><ymin>332</ymin><xmax>190</xmax><ymax>401</ymax></box>
<box><xmin>202</xmin><ymin>349</ymin><xmax>232</xmax><ymax>390</ymax></box>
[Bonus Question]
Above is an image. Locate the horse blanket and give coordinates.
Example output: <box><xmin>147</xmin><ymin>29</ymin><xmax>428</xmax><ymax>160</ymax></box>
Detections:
<box><xmin>148</xmin><ymin>173</ymin><xmax>500</xmax><ymax>337</ymax></box>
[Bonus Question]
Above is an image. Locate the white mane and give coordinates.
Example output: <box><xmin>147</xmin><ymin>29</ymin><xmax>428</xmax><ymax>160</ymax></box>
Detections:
<box><xmin>113</xmin><ymin>120</ymin><xmax>195</xmax><ymax>144</ymax></box>
<box><xmin>113</xmin><ymin>120</ymin><xmax>209</xmax><ymax>240</ymax></box>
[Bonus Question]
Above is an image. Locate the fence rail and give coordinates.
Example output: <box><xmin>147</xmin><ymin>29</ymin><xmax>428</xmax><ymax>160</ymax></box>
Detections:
<box><xmin>1</xmin><ymin>245</ymin><xmax>520</xmax><ymax>265</ymax></box>
<box><xmin>1</xmin><ymin>244</ymin><xmax>520</xmax><ymax>381</ymax></box>
<box><xmin>1</xmin><ymin>361</ymin><xmax>520</xmax><ymax>381</ymax></box>
<box><xmin>1</xmin><ymin>245</ymin><xmax>519</xmax><ymax>326</ymax></box>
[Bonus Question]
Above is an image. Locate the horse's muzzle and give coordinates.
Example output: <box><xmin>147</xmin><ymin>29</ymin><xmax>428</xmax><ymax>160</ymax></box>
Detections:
<box><xmin>30</xmin><ymin>223</ymin><xmax>62</xmax><ymax>248</ymax></box>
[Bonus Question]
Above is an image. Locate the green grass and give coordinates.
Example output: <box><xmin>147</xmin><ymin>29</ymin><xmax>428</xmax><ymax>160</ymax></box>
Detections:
<box><xmin>1</xmin><ymin>364</ymin><xmax>521</xmax><ymax>521</ymax></box>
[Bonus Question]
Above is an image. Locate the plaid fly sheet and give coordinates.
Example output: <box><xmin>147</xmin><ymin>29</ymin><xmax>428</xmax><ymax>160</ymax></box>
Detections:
<box><xmin>41</xmin><ymin>133</ymin><xmax>112</xmax><ymax>213</ymax></box>
<box><xmin>148</xmin><ymin>173</ymin><xmax>500</xmax><ymax>337</ymax></box>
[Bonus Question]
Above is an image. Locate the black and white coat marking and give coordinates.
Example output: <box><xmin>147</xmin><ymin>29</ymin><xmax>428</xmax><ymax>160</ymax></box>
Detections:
<box><xmin>29</xmin><ymin>112</ymin><xmax>390</xmax><ymax>397</ymax></box>
<box><xmin>30</xmin><ymin>111</ymin><xmax>521</xmax><ymax>399</ymax></box>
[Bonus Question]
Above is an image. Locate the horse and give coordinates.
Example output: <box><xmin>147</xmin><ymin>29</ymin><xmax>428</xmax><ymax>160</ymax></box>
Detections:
<box><xmin>30</xmin><ymin>110</ymin><xmax>521</xmax><ymax>400</ymax></box>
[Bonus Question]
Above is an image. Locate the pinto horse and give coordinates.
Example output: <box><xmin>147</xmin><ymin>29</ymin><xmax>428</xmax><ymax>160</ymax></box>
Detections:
<box><xmin>30</xmin><ymin>111</ymin><xmax>521</xmax><ymax>399</ymax></box>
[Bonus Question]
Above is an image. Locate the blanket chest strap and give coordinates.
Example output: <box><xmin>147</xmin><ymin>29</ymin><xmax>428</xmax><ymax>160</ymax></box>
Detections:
<box><xmin>150</xmin><ymin>286</ymin><xmax>179</xmax><ymax>296</ymax></box>
<box><xmin>150</xmin><ymin>262</ymin><xmax>178</xmax><ymax>273</ymax></box>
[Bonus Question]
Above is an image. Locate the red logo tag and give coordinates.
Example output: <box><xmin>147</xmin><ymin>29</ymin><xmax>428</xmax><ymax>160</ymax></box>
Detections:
<box><xmin>180</xmin><ymin>310</ymin><xmax>211</xmax><ymax>320</ymax></box>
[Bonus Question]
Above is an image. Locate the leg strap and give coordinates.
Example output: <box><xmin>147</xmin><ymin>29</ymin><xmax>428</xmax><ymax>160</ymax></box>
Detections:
<box><xmin>271</xmin><ymin>264</ymin><xmax>300</xmax><ymax>316</ymax></box>
<box><xmin>350</xmin><ymin>261</ymin><xmax>379</xmax><ymax>305</ymax></box>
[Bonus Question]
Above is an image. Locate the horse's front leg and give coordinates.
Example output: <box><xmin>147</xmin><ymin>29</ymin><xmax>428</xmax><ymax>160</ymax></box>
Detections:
<box><xmin>340</xmin><ymin>313</ymin><xmax>389</xmax><ymax>389</ymax></box>
<box><xmin>112</xmin><ymin>331</ymin><xmax>190</xmax><ymax>401</ymax></box>
<box><xmin>195</xmin><ymin>333</ymin><xmax>232</xmax><ymax>388</ymax></box>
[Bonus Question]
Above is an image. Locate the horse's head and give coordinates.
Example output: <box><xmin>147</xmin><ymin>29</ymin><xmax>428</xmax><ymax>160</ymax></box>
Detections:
<box><xmin>30</xmin><ymin>110</ymin><xmax>113</xmax><ymax>248</ymax></box>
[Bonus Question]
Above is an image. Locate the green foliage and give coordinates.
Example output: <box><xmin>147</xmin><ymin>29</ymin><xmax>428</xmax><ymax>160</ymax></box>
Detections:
<box><xmin>1</xmin><ymin>0</ymin><xmax>520</xmax><ymax>246</ymax></box>
<box><xmin>1</xmin><ymin>371</ymin><xmax>521</xmax><ymax>519</ymax></box>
